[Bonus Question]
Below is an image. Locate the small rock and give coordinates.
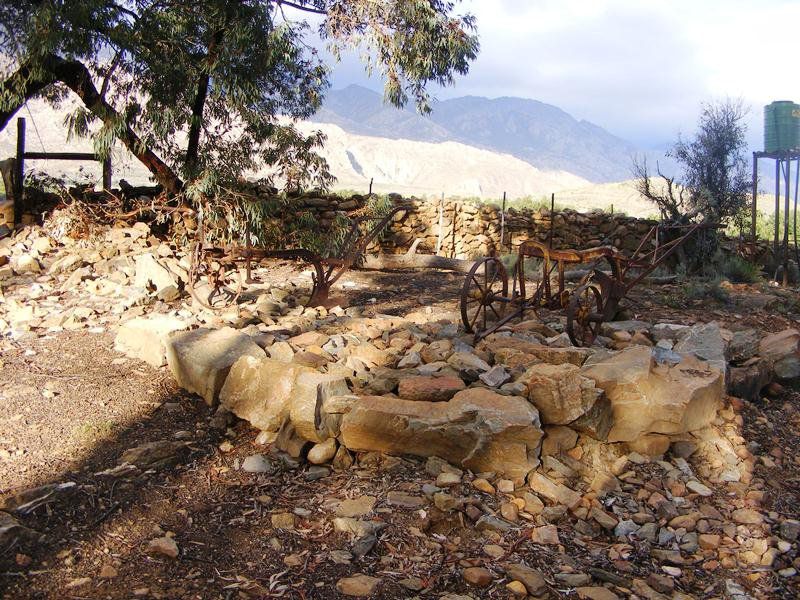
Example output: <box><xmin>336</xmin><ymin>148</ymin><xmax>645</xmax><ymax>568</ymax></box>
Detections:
<box><xmin>556</xmin><ymin>573</ymin><xmax>591</xmax><ymax>587</ymax></box>
<box><xmin>434</xmin><ymin>492</ymin><xmax>459</xmax><ymax>511</ymax></box>
<box><xmin>271</xmin><ymin>513</ymin><xmax>296</xmax><ymax>529</ymax></box>
<box><xmin>307</xmin><ymin>438</ymin><xmax>337</xmax><ymax>464</ymax></box>
<box><xmin>399</xmin><ymin>577</ymin><xmax>425</xmax><ymax>591</ymax></box>
<box><xmin>614</xmin><ymin>520</ymin><xmax>639</xmax><ymax>538</ymax></box>
<box><xmin>305</xmin><ymin>465</ymin><xmax>330</xmax><ymax>481</ymax></box>
<box><xmin>531</xmin><ymin>524</ymin><xmax>559</xmax><ymax>545</ymax></box>
<box><xmin>472</xmin><ymin>478</ymin><xmax>495</xmax><ymax>494</ymax></box>
<box><xmin>476</xmin><ymin>515</ymin><xmax>515</xmax><ymax>533</ymax></box>
<box><xmin>732</xmin><ymin>508</ymin><xmax>763</xmax><ymax>525</ymax></box>
<box><xmin>501</xmin><ymin>502</ymin><xmax>519</xmax><ymax>522</ymax></box>
<box><xmin>686</xmin><ymin>480</ymin><xmax>713</xmax><ymax>497</ymax></box>
<box><xmin>576</xmin><ymin>587</ymin><xmax>620</xmax><ymax>600</ymax></box>
<box><xmin>699</xmin><ymin>534</ymin><xmax>720</xmax><ymax>549</ymax></box>
<box><xmin>241</xmin><ymin>454</ymin><xmax>274</xmax><ymax>473</ymax></box>
<box><xmin>436</xmin><ymin>471</ymin><xmax>463</xmax><ymax>487</ymax></box>
<box><xmin>98</xmin><ymin>564</ymin><xmax>118</xmax><ymax>578</ymax></box>
<box><xmin>336</xmin><ymin>574</ymin><xmax>381</xmax><ymax>597</ymax></box>
<box><xmin>386</xmin><ymin>491</ymin><xmax>425</xmax><ymax>508</ymax></box>
<box><xmin>505</xmin><ymin>563</ymin><xmax>547</xmax><ymax>596</ymax></box>
<box><xmin>284</xmin><ymin>553</ymin><xmax>303</xmax><ymax>567</ymax></box>
<box><xmin>496</xmin><ymin>479</ymin><xmax>514</xmax><ymax>493</ymax></box>
<box><xmin>647</xmin><ymin>573</ymin><xmax>675</xmax><ymax>594</ymax></box>
<box><xmin>397</xmin><ymin>375</ymin><xmax>466</xmax><ymax>401</ymax></box>
<box><xmin>463</xmin><ymin>566</ymin><xmax>493</xmax><ymax>587</ymax></box>
<box><xmin>483</xmin><ymin>544</ymin><xmax>505</xmax><ymax>559</ymax></box>
<box><xmin>65</xmin><ymin>577</ymin><xmax>92</xmax><ymax>589</ymax></box>
<box><xmin>335</xmin><ymin>496</ymin><xmax>377</xmax><ymax>518</ymax></box>
<box><xmin>506</xmin><ymin>580</ymin><xmax>528</xmax><ymax>597</ymax></box>
<box><xmin>147</xmin><ymin>536</ymin><xmax>178</xmax><ymax>559</ymax></box>
<box><xmin>780</xmin><ymin>519</ymin><xmax>800</xmax><ymax>542</ymax></box>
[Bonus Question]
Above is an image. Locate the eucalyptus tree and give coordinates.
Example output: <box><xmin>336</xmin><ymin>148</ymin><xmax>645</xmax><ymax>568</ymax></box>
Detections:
<box><xmin>0</xmin><ymin>1</ymin><xmax>479</xmax><ymax>195</ymax></box>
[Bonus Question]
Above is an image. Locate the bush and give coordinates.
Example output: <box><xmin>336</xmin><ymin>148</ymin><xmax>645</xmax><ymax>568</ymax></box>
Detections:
<box><xmin>684</xmin><ymin>276</ymin><xmax>729</xmax><ymax>303</ymax></box>
<box><xmin>718</xmin><ymin>254</ymin><xmax>762</xmax><ymax>283</ymax></box>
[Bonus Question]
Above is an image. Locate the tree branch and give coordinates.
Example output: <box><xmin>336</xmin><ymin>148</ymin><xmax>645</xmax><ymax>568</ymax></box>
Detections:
<box><xmin>276</xmin><ymin>1</ymin><xmax>328</xmax><ymax>16</ymax></box>
<box><xmin>0</xmin><ymin>55</ymin><xmax>182</xmax><ymax>194</ymax></box>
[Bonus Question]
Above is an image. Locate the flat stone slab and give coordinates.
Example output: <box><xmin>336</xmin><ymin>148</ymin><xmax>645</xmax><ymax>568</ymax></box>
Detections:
<box><xmin>114</xmin><ymin>314</ymin><xmax>188</xmax><ymax>367</ymax></box>
<box><xmin>166</xmin><ymin>327</ymin><xmax>265</xmax><ymax>405</ymax></box>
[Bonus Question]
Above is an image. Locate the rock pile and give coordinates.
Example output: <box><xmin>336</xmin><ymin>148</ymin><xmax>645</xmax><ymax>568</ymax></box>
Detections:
<box><xmin>2</xmin><ymin>216</ymin><xmax>800</xmax><ymax>597</ymax></box>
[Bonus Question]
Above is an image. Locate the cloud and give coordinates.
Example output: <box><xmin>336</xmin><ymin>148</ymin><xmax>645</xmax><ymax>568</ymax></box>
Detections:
<box><xmin>325</xmin><ymin>0</ymin><xmax>800</xmax><ymax>150</ymax></box>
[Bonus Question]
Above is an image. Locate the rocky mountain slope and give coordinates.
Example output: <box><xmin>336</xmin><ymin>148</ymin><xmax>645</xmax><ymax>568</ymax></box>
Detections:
<box><xmin>315</xmin><ymin>85</ymin><xmax>642</xmax><ymax>182</ymax></box>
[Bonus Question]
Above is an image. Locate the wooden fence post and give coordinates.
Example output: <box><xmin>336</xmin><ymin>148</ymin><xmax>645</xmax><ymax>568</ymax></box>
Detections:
<box><xmin>14</xmin><ymin>117</ymin><xmax>25</xmax><ymax>221</ymax></box>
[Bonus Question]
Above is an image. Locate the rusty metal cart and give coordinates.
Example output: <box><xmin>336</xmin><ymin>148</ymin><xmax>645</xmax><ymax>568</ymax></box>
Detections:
<box><xmin>188</xmin><ymin>205</ymin><xmax>408</xmax><ymax>310</ymax></box>
<box><xmin>460</xmin><ymin>222</ymin><xmax>715</xmax><ymax>346</ymax></box>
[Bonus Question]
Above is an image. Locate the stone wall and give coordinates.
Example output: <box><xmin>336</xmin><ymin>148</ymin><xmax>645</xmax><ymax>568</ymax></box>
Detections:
<box><xmin>18</xmin><ymin>184</ymin><xmax>772</xmax><ymax>264</ymax></box>
<box><xmin>280</xmin><ymin>193</ymin><xmax>775</xmax><ymax>264</ymax></box>
<box><xmin>275</xmin><ymin>192</ymin><xmax>659</xmax><ymax>260</ymax></box>
<box><xmin>381</xmin><ymin>197</ymin><xmax>658</xmax><ymax>259</ymax></box>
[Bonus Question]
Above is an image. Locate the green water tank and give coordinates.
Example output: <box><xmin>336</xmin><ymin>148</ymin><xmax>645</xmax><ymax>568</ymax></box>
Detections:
<box><xmin>764</xmin><ymin>100</ymin><xmax>800</xmax><ymax>153</ymax></box>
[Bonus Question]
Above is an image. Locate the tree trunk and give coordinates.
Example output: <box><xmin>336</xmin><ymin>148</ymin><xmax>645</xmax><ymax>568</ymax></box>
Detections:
<box><xmin>360</xmin><ymin>253</ymin><xmax>478</xmax><ymax>273</ymax></box>
<box><xmin>0</xmin><ymin>55</ymin><xmax>183</xmax><ymax>194</ymax></box>
<box><xmin>185</xmin><ymin>29</ymin><xmax>225</xmax><ymax>177</ymax></box>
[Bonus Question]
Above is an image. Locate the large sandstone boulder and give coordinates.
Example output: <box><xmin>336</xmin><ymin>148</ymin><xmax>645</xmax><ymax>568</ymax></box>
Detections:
<box><xmin>759</xmin><ymin>329</ymin><xmax>800</xmax><ymax>381</ymax></box>
<box><xmin>339</xmin><ymin>388</ymin><xmax>544</xmax><ymax>479</ymax></box>
<box><xmin>581</xmin><ymin>346</ymin><xmax>723</xmax><ymax>442</ymax></box>
<box><xmin>134</xmin><ymin>253</ymin><xmax>178</xmax><ymax>294</ymax></box>
<box><xmin>521</xmin><ymin>363</ymin><xmax>602</xmax><ymax>425</ymax></box>
<box><xmin>165</xmin><ymin>327</ymin><xmax>265</xmax><ymax>405</ymax></box>
<box><xmin>673</xmin><ymin>322</ymin><xmax>727</xmax><ymax>378</ymax></box>
<box><xmin>728</xmin><ymin>359</ymin><xmax>772</xmax><ymax>401</ymax></box>
<box><xmin>114</xmin><ymin>315</ymin><xmax>188</xmax><ymax>367</ymax></box>
<box><xmin>220</xmin><ymin>355</ymin><xmax>349</xmax><ymax>443</ymax></box>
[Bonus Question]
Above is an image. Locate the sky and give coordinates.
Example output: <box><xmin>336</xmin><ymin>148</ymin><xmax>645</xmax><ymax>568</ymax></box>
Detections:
<box><xmin>325</xmin><ymin>0</ymin><xmax>800</xmax><ymax>152</ymax></box>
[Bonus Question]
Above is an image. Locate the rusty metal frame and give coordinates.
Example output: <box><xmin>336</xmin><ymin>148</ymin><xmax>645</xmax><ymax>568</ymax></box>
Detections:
<box><xmin>460</xmin><ymin>221</ymin><xmax>717</xmax><ymax>346</ymax></box>
<box><xmin>189</xmin><ymin>205</ymin><xmax>408</xmax><ymax>309</ymax></box>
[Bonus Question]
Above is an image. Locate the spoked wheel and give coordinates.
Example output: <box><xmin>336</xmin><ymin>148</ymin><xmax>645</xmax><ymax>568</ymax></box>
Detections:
<box><xmin>566</xmin><ymin>283</ymin><xmax>604</xmax><ymax>347</ymax></box>
<box><xmin>188</xmin><ymin>243</ymin><xmax>243</xmax><ymax>310</ymax></box>
<box><xmin>461</xmin><ymin>257</ymin><xmax>509</xmax><ymax>334</ymax></box>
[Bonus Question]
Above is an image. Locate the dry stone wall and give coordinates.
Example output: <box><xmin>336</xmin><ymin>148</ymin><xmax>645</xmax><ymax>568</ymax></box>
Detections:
<box><xmin>277</xmin><ymin>192</ymin><xmax>659</xmax><ymax>260</ymax></box>
<box><xmin>381</xmin><ymin>197</ymin><xmax>657</xmax><ymax>259</ymax></box>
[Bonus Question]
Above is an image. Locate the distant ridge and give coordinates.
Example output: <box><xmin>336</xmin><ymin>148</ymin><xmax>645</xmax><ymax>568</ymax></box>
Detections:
<box><xmin>313</xmin><ymin>85</ymin><xmax>641</xmax><ymax>183</ymax></box>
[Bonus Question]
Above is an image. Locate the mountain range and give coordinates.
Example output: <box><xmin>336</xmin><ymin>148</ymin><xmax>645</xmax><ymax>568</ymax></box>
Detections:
<box><xmin>313</xmin><ymin>85</ymin><xmax>643</xmax><ymax>183</ymax></box>
<box><xmin>0</xmin><ymin>88</ymin><xmax>688</xmax><ymax>216</ymax></box>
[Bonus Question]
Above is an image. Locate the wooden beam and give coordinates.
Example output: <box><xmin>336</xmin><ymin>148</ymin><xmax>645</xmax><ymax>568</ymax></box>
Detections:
<box><xmin>23</xmin><ymin>151</ymin><xmax>98</xmax><ymax>160</ymax></box>
<box><xmin>14</xmin><ymin>117</ymin><xmax>24</xmax><ymax>221</ymax></box>
<box><xmin>752</xmin><ymin>152</ymin><xmax>758</xmax><ymax>241</ymax></box>
<box><xmin>102</xmin><ymin>157</ymin><xmax>112</xmax><ymax>190</ymax></box>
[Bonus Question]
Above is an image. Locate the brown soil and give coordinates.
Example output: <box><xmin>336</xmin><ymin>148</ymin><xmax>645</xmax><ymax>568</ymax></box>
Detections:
<box><xmin>1</xmin><ymin>271</ymin><xmax>799</xmax><ymax>599</ymax></box>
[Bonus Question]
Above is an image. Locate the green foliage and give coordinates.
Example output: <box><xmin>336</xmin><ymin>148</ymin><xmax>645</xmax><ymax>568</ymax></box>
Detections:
<box><xmin>734</xmin><ymin>208</ymin><xmax>800</xmax><ymax>243</ymax></box>
<box><xmin>683</xmin><ymin>276</ymin><xmax>730</xmax><ymax>303</ymax></box>
<box><xmin>507</xmin><ymin>196</ymin><xmax>566</xmax><ymax>212</ymax></box>
<box><xmin>717</xmin><ymin>254</ymin><xmax>762</xmax><ymax>283</ymax></box>
<box><xmin>634</xmin><ymin>99</ymin><xmax>750</xmax><ymax>229</ymax></box>
<box><xmin>1</xmin><ymin>1</ymin><xmax>479</xmax><ymax>195</ymax></box>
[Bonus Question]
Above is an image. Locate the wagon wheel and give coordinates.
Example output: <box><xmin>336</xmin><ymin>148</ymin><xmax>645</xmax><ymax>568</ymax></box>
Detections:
<box><xmin>566</xmin><ymin>283</ymin><xmax>604</xmax><ymax>347</ymax></box>
<box><xmin>188</xmin><ymin>243</ymin><xmax>243</xmax><ymax>310</ymax></box>
<box><xmin>461</xmin><ymin>257</ymin><xmax>509</xmax><ymax>334</ymax></box>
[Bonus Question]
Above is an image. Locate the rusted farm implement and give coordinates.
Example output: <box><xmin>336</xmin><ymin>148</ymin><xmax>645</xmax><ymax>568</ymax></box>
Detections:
<box><xmin>461</xmin><ymin>222</ymin><xmax>716</xmax><ymax>346</ymax></box>
<box><xmin>188</xmin><ymin>205</ymin><xmax>408</xmax><ymax>310</ymax></box>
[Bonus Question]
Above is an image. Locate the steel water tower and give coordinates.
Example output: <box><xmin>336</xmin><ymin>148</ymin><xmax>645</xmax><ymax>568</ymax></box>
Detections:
<box><xmin>752</xmin><ymin>100</ymin><xmax>800</xmax><ymax>284</ymax></box>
